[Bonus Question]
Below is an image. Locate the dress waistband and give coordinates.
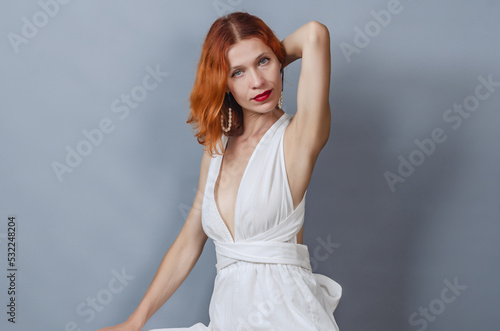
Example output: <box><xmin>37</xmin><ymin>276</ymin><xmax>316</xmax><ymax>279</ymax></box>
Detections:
<box><xmin>214</xmin><ymin>241</ymin><xmax>312</xmax><ymax>272</ymax></box>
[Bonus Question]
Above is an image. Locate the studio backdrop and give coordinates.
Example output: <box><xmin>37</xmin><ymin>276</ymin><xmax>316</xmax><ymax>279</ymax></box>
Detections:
<box><xmin>1</xmin><ymin>0</ymin><xmax>499</xmax><ymax>330</ymax></box>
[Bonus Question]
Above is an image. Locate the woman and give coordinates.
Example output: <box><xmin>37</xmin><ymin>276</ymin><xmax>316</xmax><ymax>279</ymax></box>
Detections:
<box><xmin>99</xmin><ymin>11</ymin><xmax>341</xmax><ymax>331</ymax></box>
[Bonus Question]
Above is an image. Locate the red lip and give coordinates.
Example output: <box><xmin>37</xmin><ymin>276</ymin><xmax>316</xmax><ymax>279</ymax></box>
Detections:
<box><xmin>253</xmin><ymin>89</ymin><xmax>272</xmax><ymax>101</ymax></box>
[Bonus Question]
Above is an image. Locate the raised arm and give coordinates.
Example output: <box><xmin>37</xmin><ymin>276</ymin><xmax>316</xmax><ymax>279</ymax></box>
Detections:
<box><xmin>282</xmin><ymin>21</ymin><xmax>331</xmax><ymax>156</ymax></box>
<box><xmin>98</xmin><ymin>150</ymin><xmax>211</xmax><ymax>331</ymax></box>
<box><xmin>279</xmin><ymin>21</ymin><xmax>331</xmax><ymax>224</ymax></box>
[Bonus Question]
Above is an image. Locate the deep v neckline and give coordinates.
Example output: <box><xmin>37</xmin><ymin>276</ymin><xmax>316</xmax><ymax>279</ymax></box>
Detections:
<box><xmin>213</xmin><ymin>112</ymin><xmax>287</xmax><ymax>243</ymax></box>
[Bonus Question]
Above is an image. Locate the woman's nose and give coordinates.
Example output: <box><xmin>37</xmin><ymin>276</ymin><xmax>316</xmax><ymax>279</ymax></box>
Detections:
<box><xmin>249</xmin><ymin>69</ymin><xmax>265</xmax><ymax>88</ymax></box>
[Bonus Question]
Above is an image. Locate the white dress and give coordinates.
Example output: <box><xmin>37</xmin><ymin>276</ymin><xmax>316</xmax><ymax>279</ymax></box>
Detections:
<box><xmin>149</xmin><ymin>112</ymin><xmax>341</xmax><ymax>330</ymax></box>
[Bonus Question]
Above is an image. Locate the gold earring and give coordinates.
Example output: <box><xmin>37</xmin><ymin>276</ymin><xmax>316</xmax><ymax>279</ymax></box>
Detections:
<box><xmin>221</xmin><ymin>93</ymin><xmax>232</xmax><ymax>132</ymax></box>
<box><xmin>278</xmin><ymin>91</ymin><xmax>283</xmax><ymax>109</ymax></box>
<box><xmin>277</xmin><ymin>68</ymin><xmax>284</xmax><ymax>109</ymax></box>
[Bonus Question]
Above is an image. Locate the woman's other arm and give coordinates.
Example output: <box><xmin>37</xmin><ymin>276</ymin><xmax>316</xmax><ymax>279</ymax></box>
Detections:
<box><xmin>98</xmin><ymin>149</ymin><xmax>211</xmax><ymax>331</ymax></box>
<box><xmin>282</xmin><ymin>20</ymin><xmax>331</xmax><ymax>156</ymax></box>
<box><xmin>280</xmin><ymin>22</ymin><xmax>331</xmax><ymax>232</ymax></box>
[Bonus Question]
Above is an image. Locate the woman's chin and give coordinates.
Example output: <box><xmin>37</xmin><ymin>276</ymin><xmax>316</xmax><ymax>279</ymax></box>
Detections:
<box><xmin>249</xmin><ymin>100</ymin><xmax>279</xmax><ymax>112</ymax></box>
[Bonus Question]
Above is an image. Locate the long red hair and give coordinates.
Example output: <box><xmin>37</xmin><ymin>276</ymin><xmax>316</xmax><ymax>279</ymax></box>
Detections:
<box><xmin>186</xmin><ymin>12</ymin><xmax>286</xmax><ymax>157</ymax></box>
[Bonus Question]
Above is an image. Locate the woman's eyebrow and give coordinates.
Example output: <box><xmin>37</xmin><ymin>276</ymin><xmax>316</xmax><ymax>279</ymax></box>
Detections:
<box><xmin>229</xmin><ymin>52</ymin><xmax>270</xmax><ymax>70</ymax></box>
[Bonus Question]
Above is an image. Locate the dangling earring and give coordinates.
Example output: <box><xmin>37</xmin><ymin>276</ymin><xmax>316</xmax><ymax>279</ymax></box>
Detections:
<box><xmin>277</xmin><ymin>68</ymin><xmax>284</xmax><ymax>109</ymax></box>
<box><xmin>221</xmin><ymin>92</ymin><xmax>232</xmax><ymax>132</ymax></box>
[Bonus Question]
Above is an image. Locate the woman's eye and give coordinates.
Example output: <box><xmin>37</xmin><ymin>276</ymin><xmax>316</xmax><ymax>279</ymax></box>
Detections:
<box><xmin>232</xmin><ymin>70</ymin><xmax>242</xmax><ymax>77</ymax></box>
<box><xmin>259</xmin><ymin>57</ymin><xmax>270</xmax><ymax>65</ymax></box>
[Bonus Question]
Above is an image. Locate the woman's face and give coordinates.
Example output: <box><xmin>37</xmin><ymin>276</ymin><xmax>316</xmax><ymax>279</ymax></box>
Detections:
<box><xmin>225</xmin><ymin>37</ymin><xmax>282</xmax><ymax>113</ymax></box>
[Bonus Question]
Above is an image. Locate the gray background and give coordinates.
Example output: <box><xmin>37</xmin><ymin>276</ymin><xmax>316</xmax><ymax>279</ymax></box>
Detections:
<box><xmin>1</xmin><ymin>0</ymin><xmax>499</xmax><ymax>330</ymax></box>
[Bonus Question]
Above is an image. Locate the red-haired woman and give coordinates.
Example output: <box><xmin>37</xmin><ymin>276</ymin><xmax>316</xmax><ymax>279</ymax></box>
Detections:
<box><xmin>99</xmin><ymin>11</ymin><xmax>341</xmax><ymax>331</ymax></box>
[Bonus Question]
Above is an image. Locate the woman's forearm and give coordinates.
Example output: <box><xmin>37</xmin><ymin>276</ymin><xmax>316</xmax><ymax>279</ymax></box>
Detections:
<box><xmin>281</xmin><ymin>21</ymin><xmax>329</xmax><ymax>68</ymax></box>
<box><xmin>281</xmin><ymin>23</ymin><xmax>308</xmax><ymax>68</ymax></box>
<box><xmin>128</xmin><ymin>236</ymin><xmax>206</xmax><ymax>328</ymax></box>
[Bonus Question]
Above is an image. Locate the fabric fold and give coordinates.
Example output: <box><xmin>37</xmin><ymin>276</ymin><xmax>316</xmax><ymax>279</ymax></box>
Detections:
<box><xmin>214</xmin><ymin>240</ymin><xmax>313</xmax><ymax>272</ymax></box>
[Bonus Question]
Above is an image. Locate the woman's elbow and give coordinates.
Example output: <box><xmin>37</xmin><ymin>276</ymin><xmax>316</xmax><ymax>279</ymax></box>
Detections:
<box><xmin>307</xmin><ymin>21</ymin><xmax>330</xmax><ymax>45</ymax></box>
